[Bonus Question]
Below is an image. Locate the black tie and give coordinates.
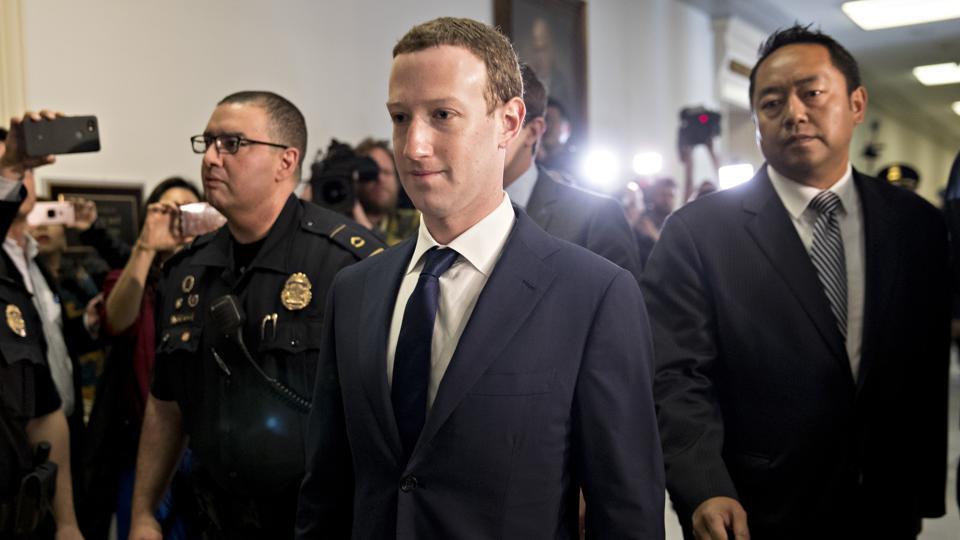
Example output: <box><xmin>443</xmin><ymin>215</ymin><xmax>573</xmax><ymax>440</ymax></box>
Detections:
<box><xmin>809</xmin><ymin>190</ymin><xmax>847</xmax><ymax>338</ymax></box>
<box><xmin>392</xmin><ymin>247</ymin><xmax>459</xmax><ymax>460</ymax></box>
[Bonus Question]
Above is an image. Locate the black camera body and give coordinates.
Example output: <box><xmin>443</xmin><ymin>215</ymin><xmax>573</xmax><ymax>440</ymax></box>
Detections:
<box><xmin>309</xmin><ymin>139</ymin><xmax>379</xmax><ymax>214</ymax></box>
<box><xmin>678</xmin><ymin>107</ymin><xmax>721</xmax><ymax>147</ymax></box>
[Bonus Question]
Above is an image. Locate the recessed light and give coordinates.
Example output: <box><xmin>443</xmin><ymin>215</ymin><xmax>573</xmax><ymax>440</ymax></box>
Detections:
<box><xmin>913</xmin><ymin>63</ymin><xmax>960</xmax><ymax>86</ymax></box>
<box><xmin>842</xmin><ymin>0</ymin><xmax>960</xmax><ymax>30</ymax></box>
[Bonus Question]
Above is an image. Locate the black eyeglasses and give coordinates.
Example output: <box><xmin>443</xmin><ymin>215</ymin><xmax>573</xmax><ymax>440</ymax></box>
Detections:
<box><xmin>191</xmin><ymin>134</ymin><xmax>289</xmax><ymax>155</ymax></box>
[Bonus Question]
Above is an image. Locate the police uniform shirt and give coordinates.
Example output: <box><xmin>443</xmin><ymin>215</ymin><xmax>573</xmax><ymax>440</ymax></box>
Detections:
<box><xmin>151</xmin><ymin>194</ymin><xmax>382</xmax><ymax>498</ymax></box>
<box><xmin>0</xmin><ymin>180</ymin><xmax>61</xmax><ymax>496</ymax></box>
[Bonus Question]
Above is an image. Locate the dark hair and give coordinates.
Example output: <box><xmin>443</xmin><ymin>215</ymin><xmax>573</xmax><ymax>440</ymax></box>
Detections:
<box><xmin>218</xmin><ymin>91</ymin><xmax>307</xmax><ymax>172</ymax></box>
<box><xmin>749</xmin><ymin>24</ymin><xmax>861</xmax><ymax>106</ymax></box>
<box><xmin>354</xmin><ymin>138</ymin><xmax>392</xmax><ymax>161</ymax></box>
<box><xmin>140</xmin><ymin>176</ymin><xmax>202</xmax><ymax>229</ymax></box>
<box><xmin>520</xmin><ymin>64</ymin><xmax>547</xmax><ymax>125</ymax></box>
<box><xmin>393</xmin><ymin>17</ymin><xmax>522</xmax><ymax>113</ymax></box>
<box><xmin>0</xmin><ymin>128</ymin><xmax>7</xmax><ymax>141</ymax></box>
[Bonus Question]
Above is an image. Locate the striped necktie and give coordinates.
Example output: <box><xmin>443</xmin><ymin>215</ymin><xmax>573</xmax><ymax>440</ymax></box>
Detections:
<box><xmin>808</xmin><ymin>190</ymin><xmax>847</xmax><ymax>337</ymax></box>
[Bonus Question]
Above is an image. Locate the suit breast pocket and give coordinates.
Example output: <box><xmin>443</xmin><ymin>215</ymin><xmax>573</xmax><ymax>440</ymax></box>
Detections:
<box><xmin>468</xmin><ymin>369</ymin><xmax>555</xmax><ymax>396</ymax></box>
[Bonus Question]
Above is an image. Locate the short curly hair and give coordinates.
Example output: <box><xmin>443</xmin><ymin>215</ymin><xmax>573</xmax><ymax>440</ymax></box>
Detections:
<box><xmin>393</xmin><ymin>17</ymin><xmax>523</xmax><ymax>113</ymax></box>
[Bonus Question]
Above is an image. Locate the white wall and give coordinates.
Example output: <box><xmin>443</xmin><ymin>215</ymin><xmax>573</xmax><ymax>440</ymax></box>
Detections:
<box><xmin>588</xmin><ymin>0</ymin><xmax>718</xmax><ymax>188</ymax></box>
<box><xmin>21</xmin><ymin>0</ymin><xmax>492</xmax><ymax>196</ymax></box>
<box><xmin>20</xmin><ymin>0</ymin><xmax>722</xmax><ymax>199</ymax></box>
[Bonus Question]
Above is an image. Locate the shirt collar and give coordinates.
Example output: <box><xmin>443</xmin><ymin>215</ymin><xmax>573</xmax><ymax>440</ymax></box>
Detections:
<box><xmin>504</xmin><ymin>161</ymin><xmax>539</xmax><ymax>209</ymax></box>
<box><xmin>767</xmin><ymin>163</ymin><xmax>854</xmax><ymax>220</ymax></box>
<box><xmin>407</xmin><ymin>192</ymin><xmax>516</xmax><ymax>277</ymax></box>
<box><xmin>4</xmin><ymin>233</ymin><xmax>38</xmax><ymax>260</ymax></box>
<box><xmin>193</xmin><ymin>194</ymin><xmax>300</xmax><ymax>272</ymax></box>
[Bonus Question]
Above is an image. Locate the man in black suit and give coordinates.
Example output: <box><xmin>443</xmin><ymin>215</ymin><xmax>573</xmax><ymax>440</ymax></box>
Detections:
<box><xmin>643</xmin><ymin>25</ymin><xmax>950</xmax><ymax>539</ymax></box>
<box><xmin>504</xmin><ymin>64</ymin><xmax>642</xmax><ymax>280</ymax></box>
<box><xmin>296</xmin><ymin>17</ymin><xmax>664</xmax><ymax>539</ymax></box>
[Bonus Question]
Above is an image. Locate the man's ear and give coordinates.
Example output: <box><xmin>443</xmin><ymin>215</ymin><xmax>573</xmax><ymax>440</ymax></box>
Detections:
<box><xmin>849</xmin><ymin>85</ymin><xmax>868</xmax><ymax>125</ymax></box>
<box><xmin>528</xmin><ymin>116</ymin><xmax>546</xmax><ymax>145</ymax></box>
<box><xmin>499</xmin><ymin>96</ymin><xmax>526</xmax><ymax>149</ymax></box>
<box><xmin>277</xmin><ymin>147</ymin><xmax>301</xmax><ymax>183</ymax></box>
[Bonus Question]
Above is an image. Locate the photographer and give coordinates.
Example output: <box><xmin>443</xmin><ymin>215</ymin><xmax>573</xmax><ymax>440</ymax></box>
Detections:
<box><xmin>308</xmin><ymin>138</ymin><xmax>418</xmax><ymax>246</ymax></box>
<box><xmin>353</xmin><ymin>138</ymin><xmax>419</xmax><ymax>246</ymax></box>
<box><xmin>0</xmin><ymin>110</ymin><xmax>83</xmax><ymax>540</ymax></box>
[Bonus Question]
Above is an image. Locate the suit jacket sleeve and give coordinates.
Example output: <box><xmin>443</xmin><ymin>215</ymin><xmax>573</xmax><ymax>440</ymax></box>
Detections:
<box><xmin>575</xmin><ymin>268</ymin><xmax>664</xmax><ymax>537</ymax></box>
<box><xmin>584</xmin><ymin>198</ymin><xmax>644</xmax><ymax>282</ymax></box>
<box><xmin>914</xmin><ymin>210</ymin><xmax>951</xmax><ymax>517</ymax></box>
<box><xmin>296</xmin><ymin>274</ymin><xmax>353</xmax><ymax>539</ymax></box>
<box><xmin>640</xmin><ymin>212</ymin><xmax>737</xmax><ymax>515</ymax></box>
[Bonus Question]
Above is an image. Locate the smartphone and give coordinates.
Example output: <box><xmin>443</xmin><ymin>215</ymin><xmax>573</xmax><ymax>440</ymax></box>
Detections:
<box><xmin>21</xmin><ymin>115</ymin><xmax>101</xmax><ymax>157</ymax></box>
<box><xmin>179</xmin><ymin>202</ymin><xmax>226</xmax><ymax>237</ymax></box>
<box><xmin>26</xmin><ymin>201</ymin><xmax>75</xmax><ymax>226</ymax></box>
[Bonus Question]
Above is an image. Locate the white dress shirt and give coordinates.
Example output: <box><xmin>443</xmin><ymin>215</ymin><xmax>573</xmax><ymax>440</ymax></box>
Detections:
<box><xmin>386</xmin><ymin>192</ymin><xmax>516</xmax><ymax>409</ymax></box>
<box><xmin>504</xmin><ymin>161</ymin><xmax>539</xmax><ymax>209</ymax></box>
<box><xmin>767</xmin><ymin>163</ymin><xmax>865</xmax><ymax>379</ymax></box>
<box><xmin>3</xmin><ymin>234</ymin><xmax>75</xmax><ymax>414</ymax></box>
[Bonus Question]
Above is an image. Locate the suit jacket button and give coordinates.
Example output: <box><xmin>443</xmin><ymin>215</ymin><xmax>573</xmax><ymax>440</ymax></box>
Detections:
<box><xmin>400</xmin><ymin>475</ymin><xmax>418</xmax><ymax>492</ymax></box>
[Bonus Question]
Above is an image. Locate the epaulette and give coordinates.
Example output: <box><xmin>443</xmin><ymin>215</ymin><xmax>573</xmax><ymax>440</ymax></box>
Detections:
<box><xmin>159</xmin><ymin>229</ymin><xmax>218</xmax><ymax>273</ymax></box>
<box><xmin>300</xmin><ymin>204</ymin><xmax>386</xmax><ymax>260</ymax></box>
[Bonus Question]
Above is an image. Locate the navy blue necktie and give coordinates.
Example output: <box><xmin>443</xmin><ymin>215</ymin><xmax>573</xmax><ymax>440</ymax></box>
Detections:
<box><xmin>392</xmin><ymin>247</ymin><xmax>459</xmax><ymax>460</ymax></box>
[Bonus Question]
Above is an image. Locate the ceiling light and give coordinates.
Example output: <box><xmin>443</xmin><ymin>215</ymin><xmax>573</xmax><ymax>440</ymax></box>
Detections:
<box><xmin>842</xmin><ymin>0</ymin><xmax>960</xmax><ymax>30</ymax></box>
<box><xmin>953</xmin><ymin>101</ymin><xmax>960</xmax><ymax>116</ymax></box>
<box><xmin>912</xmin><ymin>63</ymin><xmax>960</xmax><ymax>86</ymax></box>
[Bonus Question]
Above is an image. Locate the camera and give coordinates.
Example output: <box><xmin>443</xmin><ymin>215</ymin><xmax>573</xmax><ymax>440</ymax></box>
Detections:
<box><xmin>309</xmin><ymin>139</ymin><xmax>379</xmax><ymax>214</ymax></box>
<box><xmin>678</xmin><ymin>107</ymin><xmax>721</xmax><ymax>147</ymax></box>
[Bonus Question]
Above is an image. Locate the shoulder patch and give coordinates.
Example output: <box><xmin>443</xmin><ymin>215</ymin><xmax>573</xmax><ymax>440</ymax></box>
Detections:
<box><xmin>300</xmin><ymin>205</ymin><xmax>386</xmax><ymax>260</ymax></box>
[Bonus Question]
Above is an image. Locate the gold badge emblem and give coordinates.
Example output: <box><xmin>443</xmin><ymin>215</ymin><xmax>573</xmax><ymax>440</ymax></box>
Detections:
<box><xmin>281</xmin><ymin>272</ymin><xmax>312</xmax><ymax>311</ymax></box>
<box><xmin>181</xmin><ymin>275</ymin><xmax>195</xmax><ymax>293</ymax></box>
<box><xmin>174</xmin><ymin>298</ymin><xmax>184</xmax><ymax>310</ymax></box>
<box><xmin>5</xmin><ymin>305</ymin><xmax>26</xmax><ymax>338</ymax></box>
<box><xmin>188</xmin><ymin>294</ymin><xmax>199</xmax><ymax>308</ymax></box>
<box><xmin>350</xmin><ymin>236</ymin><xmax>366</xmax><ymax>248</ymax></box>
<box><xmin>181</xmin><ymin>330</ymin><xmax>192</xmax><ymax>342</ymax></box>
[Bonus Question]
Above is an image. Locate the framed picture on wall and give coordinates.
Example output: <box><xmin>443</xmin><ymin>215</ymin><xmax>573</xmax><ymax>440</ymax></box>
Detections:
<box><xmin>48</xmin><ymin>182</ymin><xmax>143</xmax><ymax>253</ymax></box>
<box><xmin>495</xmin><ymin>0</ymin><xmax>588</xmax><ymax>142</ymax></box>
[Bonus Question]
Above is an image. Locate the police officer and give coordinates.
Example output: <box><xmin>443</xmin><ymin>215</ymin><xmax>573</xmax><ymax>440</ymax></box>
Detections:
<box><xmin>0</xmin><ymin>111</ymin><xmax>83</xmax><ymax>539</ymax></box>
<box><xmin>129</xmin><ymin>92</ymin><xmax>383</xmax><ymax>540</ymax></box>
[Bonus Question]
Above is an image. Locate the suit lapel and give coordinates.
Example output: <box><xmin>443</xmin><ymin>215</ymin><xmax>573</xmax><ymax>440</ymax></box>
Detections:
<box><xmin>854</xmin><ymin>172</ymin><xmax>899</xmax><ymax>392</ymax></box>
<box><xmin>411</xmin><ymin>210</ymin><xmax>558</xmax><ymax>463</ymax></box>
<box><xmin>741</xmin><ymin>167</ymin><xmax>850</xmax><ymax>367</ymax></box>
<box><xmin>525</xmin><ymin>167</ymin><xmax>559</xmax><ymax>230</ymax></box>
<box><xmin>358</xmin><ymin>240</ymin><xmax>413</xmax><ymax>463</ymax></box>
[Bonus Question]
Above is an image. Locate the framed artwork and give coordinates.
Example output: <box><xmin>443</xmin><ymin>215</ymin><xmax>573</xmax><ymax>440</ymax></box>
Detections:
<box><xmin>48</xmin><ymin>182</ymin><xmax>143</xmax><ymax>253</ymax></box>
<box><xmin>495</xmin><ymin>0</ymin><xmax>588</xmax><ymax>142</ymax></box>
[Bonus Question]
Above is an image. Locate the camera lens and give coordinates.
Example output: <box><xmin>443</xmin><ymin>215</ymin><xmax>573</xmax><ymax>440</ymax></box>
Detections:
<box><xmin>87</xmin><ymin>120</ymin><xmax>96</xmax><ymax>132</ymax></box>
<box><xmin>47</xmin><ymin>209</ymin><xmax>56</xmax><ymax>218</ymax></box>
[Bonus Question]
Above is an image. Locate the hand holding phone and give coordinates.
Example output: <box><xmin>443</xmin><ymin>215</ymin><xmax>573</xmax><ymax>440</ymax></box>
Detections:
<box><xmin>0</xmin><ymin>110</ymin><xmax>63</xmax><ymax>178</ymax></box>
<box><xmin>138</xmin><ymin>202</ymin><xmax>181</xmax><ymax>252</ymax></box>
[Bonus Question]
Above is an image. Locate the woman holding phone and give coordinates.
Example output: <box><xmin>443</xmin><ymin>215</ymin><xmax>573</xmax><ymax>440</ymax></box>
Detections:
<box><xmin>81</xmin><ymin>177</ymin><xmax>202</xmax><ymax>540</ymax></box>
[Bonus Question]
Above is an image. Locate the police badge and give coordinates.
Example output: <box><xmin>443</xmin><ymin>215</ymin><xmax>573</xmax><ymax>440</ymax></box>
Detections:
<box><xmin>281</xmin><ymin>272</ymin><xmax>312</xmax><ymax>311</ymax></box>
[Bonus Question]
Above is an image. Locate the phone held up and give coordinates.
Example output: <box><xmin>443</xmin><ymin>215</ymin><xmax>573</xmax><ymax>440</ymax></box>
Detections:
<box><xmin>26</xmin><ymin>201</ymin><xmax>75</xmax><ymax>227</ymax></box>
<box><xmin>21</xmin><ymin>115</ymin><xmax>101</xmax><ymax>157</ymax></box>
<box><xmin>179</xmin><ymin>202</ymin><xmax>226</xmax><ymax>237</ymax></box>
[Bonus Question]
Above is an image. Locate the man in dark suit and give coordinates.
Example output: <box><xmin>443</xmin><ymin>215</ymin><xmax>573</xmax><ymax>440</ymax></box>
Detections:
<box><xmin>504</xmin><ymin>64</ymin><xmax>642</xmax><ymax>281</ymax></box>
<box><xmin>296</xmin><ymin>17</ymin><xmax>664</xmax><ymax>539</ymax></box>
<box><xmin>642</xmin><ymin>25</ymin><xmax>950</xmax><ymax>539</ymax></box>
